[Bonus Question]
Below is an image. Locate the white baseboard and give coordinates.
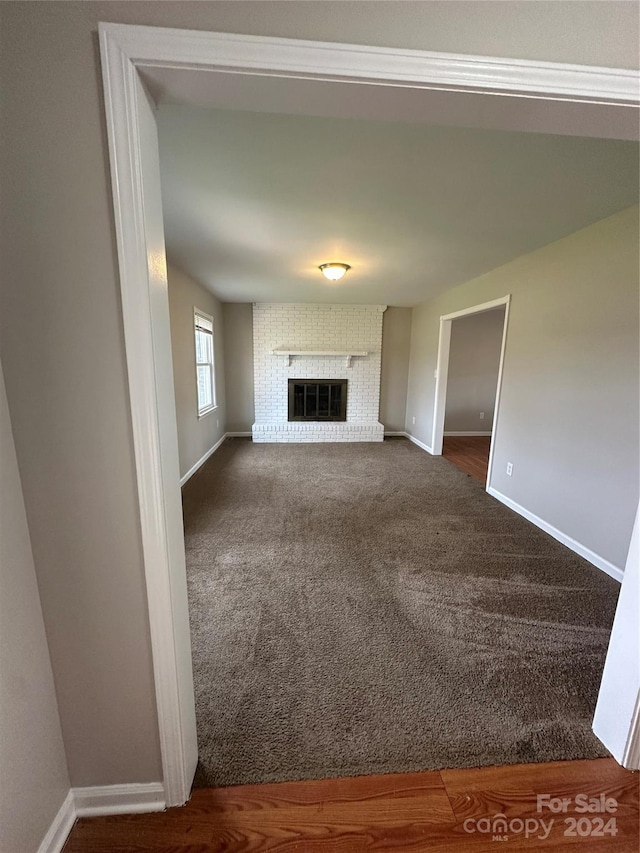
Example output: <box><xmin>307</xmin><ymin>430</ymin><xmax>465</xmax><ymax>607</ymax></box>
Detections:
<box><xmin>226</xmin><ymin>431</ymin><xmax>252</xmax><ymax>437</ymax></box>
<box><xmin>37</xmin><ymin>790</ymin><xmax>76</xmax><ymax>853</ymax></box>
<box><xmin>73</xmin><ymin>782</ymin><xmax>165</xmax><ymax>817</ymax></box>
<box><xmin>487</xmin><ymin>486</ymin><xmax>623</xmax><ymax>583</ymax></box>
<box><xmin>179</xmin><ymin>433</ymin><xmax>227</xmax><ymax>486</ymax></box>
<box><xmin>38</xmin><ymin>783</ymin><xmax>166</xmax><ymax>852</ymax></box>
<box><xmin>384</xmin><ymin>431</ymin><xmax>407</xmax><ymax>437</ymax></box>
<box><xmin>406</xmin><ymin>433</ymin><xmax>434</xmax><ymax>455</ymax></box>
<box><xmin>444</xmin><ymin>430</ymin><xmax>492</xmax><ymax>436</ymax></box>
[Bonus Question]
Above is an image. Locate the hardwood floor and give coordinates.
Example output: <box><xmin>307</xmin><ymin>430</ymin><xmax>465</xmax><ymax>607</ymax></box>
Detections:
<box><xmin>63</xmin><ymin>758</ymin><xmax>638</xmax><ymax>852</ymax></box>
<box><xmin>442</xmin><ymin>435</ymin><xmax>491</xmax><ymax>484</ymax></box>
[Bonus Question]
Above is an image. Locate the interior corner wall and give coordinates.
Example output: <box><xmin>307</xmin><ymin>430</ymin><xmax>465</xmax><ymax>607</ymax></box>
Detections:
<box><xmin>380</xmin><ymin>307</ymin><xmax>412</xmax><ymax>432</ymax></box>
<box><xmin>0</xmin><ymin>361</ymin><xmax>71</xmax><ymax>852</ymax></box>
<box><xmin>405</xmin><ymin>205</ymin><xmax>640</xmax><ymax>571</ymax></box>
<box><xmin>167</xmin><ymin>264</ymin><xmax>227</xmax><ymax>479</ymax></box>
<box><xmin>444</xmin><ymin>308</ymin><xmax>505</xmax><ymax>433</ymax></box>
<box><xmin>222</xmin><ymin>303</ymin><xmax>254</xmax><ymax>433</ymax></box>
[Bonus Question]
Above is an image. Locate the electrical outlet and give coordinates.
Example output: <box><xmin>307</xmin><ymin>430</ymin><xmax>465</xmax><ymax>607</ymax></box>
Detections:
<box><xmin>479</xmin><ymin>411</ymin><xmax>485</xmax><ymax>420</ymax></box>
<box><xmin>506</xmin><ymin>462</ymin><xmax>513</xmax><ymax>476</ymax></box>
<box><xmin>412</xmin><ymin>416</ymin><xmax>416</xmax><ymax>425</ymax></box>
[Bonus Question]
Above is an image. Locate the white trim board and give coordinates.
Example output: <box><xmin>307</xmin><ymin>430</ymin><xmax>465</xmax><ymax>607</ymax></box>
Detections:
<box><xmin>440</xmin><ymin>296</ymin><xmax>513</xmax><ymax>322</ymax></box>
<box><xmin>405</xmin><ymin>433</ymin><xmax>434</xmax><ymax>455</ymax></box>
<box><xmin>593</xmin><ymin>505</ymin><xmax>640</xmax><ymax>768</ymax></box>
<box><xmin>444</xmin><ymin>431</ymin><xmax>492</xmax><ymax>436</ymax></box>
<box><xmin>38</xmin><ymin>784</ymin><xmax>165</xmax><ymax>853</ymax></box>
<box><xmin>487</xmin><ymin>486</ymin><xmax>623</xmax><ymax>582</ymax></box>
<box><xmin>623</xmin><ymin>693</ymin><xmax>640</xmax><ymax>768</ymax></box>
<box><xmin>226</xmin><ymin>431</ymin><xmax>252</xmax><ymax>437</ymax></box>
<box><xmin>100</xmin><ymin>26</ymin><xmax>198</xmax><ymax>807</ymax></box>
<box><xmin>101</xmin><ymin>23</ymin><xmax>639</xmax><ymax>105</ymax></box>
<box><xmin>72</xmin><ymin>782</ymin><xmax>165</xmax><ymax>817</ymax></box>
<box><xmin>179</xmin><ymin>433</ymin><xmax>228</xmax><ymax>486</ymax></box>
<box><xmin>37</xmin><ymin>791</ymin><xmax>76</xmax><ymax>853</ymax></box>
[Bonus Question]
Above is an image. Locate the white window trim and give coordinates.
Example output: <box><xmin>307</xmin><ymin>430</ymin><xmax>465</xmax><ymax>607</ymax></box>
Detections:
<box><xmin>197</xmin><ymin>406</ymin><xmax>218</xmax><ymax>419</ymax></box>
<box><xmin>194</xmin><ymin>308</ymin><xmax>216</xmax><ymax>417</ymax></box>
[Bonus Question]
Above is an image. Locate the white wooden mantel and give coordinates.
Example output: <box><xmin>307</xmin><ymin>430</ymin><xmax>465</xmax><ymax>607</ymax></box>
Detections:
<box><xmin>272</xmin><ymin>348</ymin><xmax>369</xmax><ymax>368</ymax></box>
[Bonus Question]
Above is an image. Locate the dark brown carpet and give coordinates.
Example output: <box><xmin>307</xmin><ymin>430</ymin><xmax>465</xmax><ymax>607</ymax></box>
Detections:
<box><xmin>182</xmin><ymin>438</ymin><xmax>619</xmax><ymax>788</ymax></box>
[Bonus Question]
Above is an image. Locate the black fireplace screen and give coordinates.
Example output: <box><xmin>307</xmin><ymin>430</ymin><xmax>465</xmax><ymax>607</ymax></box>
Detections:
<box><xmin>288</xmin><ymin>379</ymin><xmax>347</xmax><ymax>421</ymax></box>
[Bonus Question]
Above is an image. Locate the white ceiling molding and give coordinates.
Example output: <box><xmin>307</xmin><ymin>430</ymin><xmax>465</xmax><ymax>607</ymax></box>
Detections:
<box><xmin>105</xmin><ymin>23</ymin><xmax>639</xmax><ymax>105</ymax></box>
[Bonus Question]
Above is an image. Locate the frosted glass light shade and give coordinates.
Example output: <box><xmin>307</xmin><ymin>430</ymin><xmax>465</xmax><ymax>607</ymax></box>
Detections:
<box><xmin>319</xmin><ymin>262</ymin><xmax>351</xmax><ymax>281</ymax></box>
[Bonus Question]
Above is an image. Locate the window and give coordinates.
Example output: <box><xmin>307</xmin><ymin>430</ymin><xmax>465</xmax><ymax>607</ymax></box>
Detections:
<box><xmin>194</xmin><ymin>310</ymin><xmax>216</xmax><ymax>416</ymax></box>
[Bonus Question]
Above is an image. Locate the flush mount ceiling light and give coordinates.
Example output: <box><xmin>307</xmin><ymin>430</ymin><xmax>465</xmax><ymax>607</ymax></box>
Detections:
<box><xmin>319</xmin><ymin>262</ymin><xmax>351</xmax><ymax>282</ymax></box>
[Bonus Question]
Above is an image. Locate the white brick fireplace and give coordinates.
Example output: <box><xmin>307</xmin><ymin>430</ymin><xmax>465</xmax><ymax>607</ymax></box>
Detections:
<box><xmin>252</xmin><ymin>303</ymin><xmax>386</xmax><ymax>442</ymax></box>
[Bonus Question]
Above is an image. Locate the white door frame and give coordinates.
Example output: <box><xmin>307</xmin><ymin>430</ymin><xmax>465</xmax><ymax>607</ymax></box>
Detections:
<box><xmin>98</xmin><ymin>24</ymin><xmax>640</xmax><ymax>805</ymax></box>
<box><xmin>431</xmin><ymin>296</ymin><xmax>510</xmax><ymax>493</ymax></box>
<box><xmin>593</xmin><ymin>505</ymin><xmax>640</xmax><ymax>768</ymax></box>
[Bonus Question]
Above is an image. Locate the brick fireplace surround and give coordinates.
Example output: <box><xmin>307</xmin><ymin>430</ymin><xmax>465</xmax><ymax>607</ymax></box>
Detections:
<box><xmin>252</xmin><ymin>304</ymin><xmax>386</xmax><ymax>442</ymax></box>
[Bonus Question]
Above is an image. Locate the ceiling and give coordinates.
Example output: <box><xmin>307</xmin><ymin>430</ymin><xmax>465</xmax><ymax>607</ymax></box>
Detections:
<box><xmin>157</xmin><ymin>104</ymin><xmax>638</xmax><ymax>306</ymax></box>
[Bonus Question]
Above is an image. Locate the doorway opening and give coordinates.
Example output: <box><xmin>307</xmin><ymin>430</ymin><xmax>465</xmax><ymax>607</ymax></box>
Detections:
<box><xmin>441</xmin><ymin>304</ymin><xmax>506</xmax><ymax>485</ymax></box>
<box><xmin>431</xmin><ymin>296</ymin><xmax>510</xmax><ymax>492</ymax></box>
<box><xmin>98</xmin><ymin>24</ymin><xmax>638</xmax><ymax>806</ymax></box>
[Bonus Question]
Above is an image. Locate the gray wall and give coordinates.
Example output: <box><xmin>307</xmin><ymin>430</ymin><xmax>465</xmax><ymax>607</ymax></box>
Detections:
<box><xmin>0</xmin><ymin>4</ymin><xmax>163</xmax><ymax>789</ymax></box>
<box><xmin>0</xmin><ymin>363</ymin><xmax>70</xmax><ymax>853</ymax></box>
<box><xmin>406</xmin><ymin>206</ymin><xmax>639</xmax><ymax>570</ymax></box>
<box><xmin>0</xmin><ymin>0</ymin><xmax>637</xmax><ymax>795</ymax></box>
<box><xmin>168</xmin><ymin>264</ymin><xmax>226</xmax><ymax>479</ymax></box>
<box><xmin>380</xmin><ymin>307</ymin><xmax>412</xmax><ymax>432</ymax></box>
<box><xmin>444</xmin><ymin>308</ymin><xmax>505</xmax><ymax>433</ymax></box>
<box><xmin>222</xmin><ymin>303</ymin><xmax>255</xmax><ymax>433</ymax></box>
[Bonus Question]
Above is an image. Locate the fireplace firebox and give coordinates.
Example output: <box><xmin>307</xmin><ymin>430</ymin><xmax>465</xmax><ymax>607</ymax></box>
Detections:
<box><xmin>288</xmin><ymin>379</ymin><xmax>347</xmax><ymax>421</ymax></box>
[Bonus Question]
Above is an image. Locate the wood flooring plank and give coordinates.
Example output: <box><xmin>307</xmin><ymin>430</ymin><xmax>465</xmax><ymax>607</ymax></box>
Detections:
<box><xmin>64</xmin><ymin>795</ymin><xmax>455</xmax><ymax>852</ymax></box>
<box><xmin>65</xmin><ymin>816</ymin><xmax>636</xmax><ymax>853</ymax></box>
<box><xmin>440</xmin><ymin>758</ymin><xmax>638</xmax><ymax>852</ymax></box>
<box><xmin>62</xmin><ymin>760</ymin><xmax>639</xmax><ymax>853</ymax></box>
<box><xmin>63</xmin><ymin>774</ymin><xmax>455</xmax><ymax>853</ymax></box>
<box><xmin>442</xmin><ymin>437</ymin><xmax>491</xmax><ymax>485</ymax></box>
<box><xmin>441</xmin><ymin>758</ymin><xmax>636</xmax><ymax>798</ymax></box>
<box><xmin>186</xmin><ymin>769</ymin><xmax>447</xmax><ymax>811</ymax></box>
